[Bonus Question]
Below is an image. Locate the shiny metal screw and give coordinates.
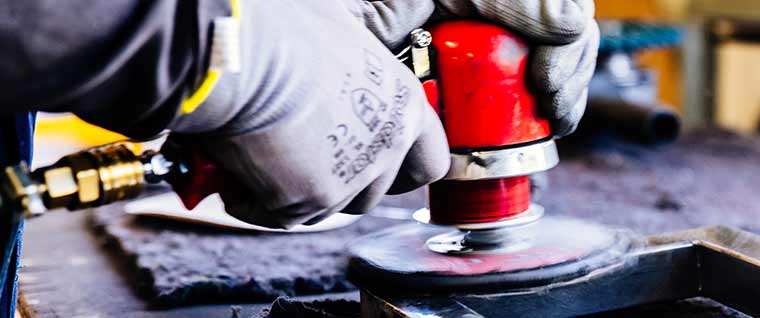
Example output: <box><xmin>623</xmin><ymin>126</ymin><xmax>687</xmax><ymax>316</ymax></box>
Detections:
<box><xmin>411</xmin><ymin>29</ymin><xmax>432</xmax><ymax>48</ymax></box>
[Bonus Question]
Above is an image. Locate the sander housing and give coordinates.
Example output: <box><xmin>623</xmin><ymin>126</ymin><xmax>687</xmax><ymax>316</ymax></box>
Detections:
<box><xmin>410</xmin><ymin>21</ymin><xmax>559</xmax><ymax>230</ymax></box>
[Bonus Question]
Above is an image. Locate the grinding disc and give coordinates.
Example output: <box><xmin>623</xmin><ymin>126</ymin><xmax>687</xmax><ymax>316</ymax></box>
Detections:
<box><xmin>348</xmin><ymin>217</ymin><xmax>634</xmax><ymax>293</ymax></box>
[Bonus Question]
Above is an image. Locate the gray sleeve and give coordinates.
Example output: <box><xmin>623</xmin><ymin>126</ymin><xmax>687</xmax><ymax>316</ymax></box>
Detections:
<box><xmin>0</xmin><ymin>0</ymin><xmax>229</xmax><ymax>139</ymax></box>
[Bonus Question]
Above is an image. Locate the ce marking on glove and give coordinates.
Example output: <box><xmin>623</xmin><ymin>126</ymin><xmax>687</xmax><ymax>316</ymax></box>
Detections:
<box><xmin>327</xmin><ymin>123</ymin><xmax>362</xmax><ymax>180</ymax></box>
<box><xmin>352</xmin><ymin>89</ymin><xmax>387</xmax><ymax>133</ymax></box>
<box><xmin>329</xmin><ymin>80</ymin><xmax>412</xmax><ymax>184</ymax></box>
<box><xmin>326</xmin><ymin>124</ymin><xmax>350</xmax><ymax>148</ymax></box>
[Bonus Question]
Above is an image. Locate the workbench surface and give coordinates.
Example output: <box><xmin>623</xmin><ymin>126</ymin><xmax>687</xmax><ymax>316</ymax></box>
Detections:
<box><xmin>17</xmin><ymin>210</ymin><xmax>358</xmax><ymax>318</ymax></box>
<box><xmin>16</xmin><ymin>127</ymin><xmax>760</xmax><ymax>318</ymax></box>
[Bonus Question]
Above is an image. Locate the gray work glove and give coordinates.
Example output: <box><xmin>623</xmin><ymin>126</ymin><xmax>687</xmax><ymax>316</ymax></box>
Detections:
<box><xmin>169</xmin><ymin>0</ymin><xmax>450</xmax><ymax>229</ymax></box>
<box><xmin>356</xmin><ymin>0</ymin><xmax>600</xmax><ymax>137</ymax></box>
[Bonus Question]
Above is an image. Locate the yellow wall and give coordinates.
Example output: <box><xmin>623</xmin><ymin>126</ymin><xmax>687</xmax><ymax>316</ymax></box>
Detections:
<box><xmin>33</xmin><ymin>114</ymin><xmax>131</xmax><ymax>167</ymax></box>
<box><xmin>636</xmin><ymin>49</ymin><xmax>684</xmax><ymax>111</ymax></box>
<box><xmin>597</xmin><ymin>0</ymin><xmax>689</xmax><ymax>21</ymax></box>
<box><xmin>715</xmin><ymin>41</ymin><xmax>760</xmax><ymax>134</ymax></box>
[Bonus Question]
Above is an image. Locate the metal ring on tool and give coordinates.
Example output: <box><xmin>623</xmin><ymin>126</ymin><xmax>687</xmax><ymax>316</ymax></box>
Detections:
<box><xmin>445</xmin><ymin>139</ymin><xmax>559</xmax><ymax>181</ymax></box>
<box><xmin>412</xmin><ymin>204</ymin><xmax>545</xmax><ymax>231</ymax></box>
<box><xmin>425</xmin><ymin>227</ymin><xmax>536</xmax><ymax>255</ymax></box>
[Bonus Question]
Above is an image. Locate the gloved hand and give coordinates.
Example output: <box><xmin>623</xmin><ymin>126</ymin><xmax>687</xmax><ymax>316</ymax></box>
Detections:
<box><xmin>169</xmin><ymin>0</ymin><xmax>450</xmax><ymax>229</ymax></box>
<box><xmin>356</xmin><ymin>0</ymin><xmax>600</xmax><ymax>137</ymax></box>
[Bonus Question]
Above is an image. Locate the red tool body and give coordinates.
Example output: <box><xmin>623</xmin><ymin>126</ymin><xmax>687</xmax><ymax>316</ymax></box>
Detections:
<box><xmin>173</xmin><ymin>23</ymin><xmax>558</xmax><ymax>221</ymax></box>
<box><xmin>421</xmin><ymin>22</ymin><xmax>555</xmax><ymax>226</ymax></box>
<box><xmin>426</xmin><ymin>22</ymin><xmax>551</xmax><ymax>149</ymax></box>
<box><xmin>348</xmin><ymin>21</ymin><xmax>631</xmax><ymax>300</ymax></box>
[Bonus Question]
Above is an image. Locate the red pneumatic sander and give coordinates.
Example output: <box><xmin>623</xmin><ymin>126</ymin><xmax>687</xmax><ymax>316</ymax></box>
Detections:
<box><xmin>347</xmin><ymin>22</ymin><xmax>633</xmax><ymax>296</ymax></box>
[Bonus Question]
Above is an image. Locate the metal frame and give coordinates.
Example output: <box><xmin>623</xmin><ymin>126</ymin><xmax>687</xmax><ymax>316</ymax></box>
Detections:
<box><xmin>446</xmin><ymin>140</ymin><xmax>559</xmax><ymax>181</ymax></box>
<box><xmin>411</xmin><ymin>205</ymin><xmax>545</xmax><ymax>231</ymax></box>
<box><xmin>359</xmin><ymin>226</ymin><xmax>760</xmax><ymax>318</ymax></box>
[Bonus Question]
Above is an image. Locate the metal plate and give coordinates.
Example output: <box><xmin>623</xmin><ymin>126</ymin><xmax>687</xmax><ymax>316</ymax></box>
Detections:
<box><xmin>357</xmin><ymin>226</ymin><xmax>760</xmax><ymax>318</ymax></box>
<box><xmin>348</xmin><ymin>217</ymin><xmax>633</xmax><ymax>293</ymax></box>
<box><xmin>446</xmin><ymin>139</ymin><xmax>559</xmax><ymax>181</ymax></box>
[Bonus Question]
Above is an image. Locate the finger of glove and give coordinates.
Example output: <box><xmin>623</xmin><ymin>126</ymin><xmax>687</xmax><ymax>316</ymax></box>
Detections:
<box><xmin>303</xmin><ymin>213</ymin><xmax>335</xmax><ymax>226</ymax></box>
<box><xmin>531</xmin><ymin>20</ymin><xmax>599</xmax><ymax>95</ymax></box>
<box><xmin>437</xmin><ymin>0</ymin><xmax>594</xmax><ymax>45</ymax></box>
<box><xmin>200</xmin><ymin>135</ymin><xmax>352</xmax><ymax>230</ymax></box>
<box><xmin>388</xmin><ymin>106</ymin><xmax>451</xmax><ymax>195</ymax></box>
<box><xmin>340</xmin><ymin>171</ymin><xmax>400</xmax><ymax>216</ymax></box>
<box><xmin>533</xmin><ymin>21</ymin><xmax>599</xmax><ymax>136</ymax></box>
<box><xmin>303</xmin><ymin>197</ymin><xmax>355</xmax><ymax>225</ymax></box>
<box><xmin>543</xmin><ymin>88</ymin><xmax>588</xmax><ymax>137</ymax></box>
<box><xmin>216</xmin><ymin>187</ymin><xmax>284</xmax><ymax>229</ymax></box>
<box><xmin>354</xmin><ymin>0</ymin><xmax>436</xmax><ymax>49</ymax></box>
<box><xmin>220</xmin><ymin>186</ymin><xmax>354</xmax><ymax>230</ymax></box>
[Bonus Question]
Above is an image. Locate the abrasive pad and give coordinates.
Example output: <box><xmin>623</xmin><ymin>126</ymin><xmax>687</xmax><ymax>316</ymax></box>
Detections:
<box><xmin>90</xmin><ymin>206</ymin><xmax>406</xmax><ymax>306</ymax></box>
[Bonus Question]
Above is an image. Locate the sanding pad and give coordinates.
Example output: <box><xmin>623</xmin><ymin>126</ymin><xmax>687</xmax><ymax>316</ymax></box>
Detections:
<box><xmin>348</xmin><ymin>216</ymin><xmax>634</xmax><ymax>293</ymax></box>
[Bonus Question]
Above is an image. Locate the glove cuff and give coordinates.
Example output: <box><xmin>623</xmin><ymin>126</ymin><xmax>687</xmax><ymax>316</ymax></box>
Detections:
<box><xmin>169</xmin><ymin>4</ymin><xmax>245</xmax><ymax>134</ymax></box>
<box><xmin>168</xmin><ymin>71</ymin><xmax>244</xmax><ymax>134</ymax></box>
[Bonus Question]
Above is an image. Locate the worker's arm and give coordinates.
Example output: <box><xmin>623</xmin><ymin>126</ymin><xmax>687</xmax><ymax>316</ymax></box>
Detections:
<box><xmin>357</xmin><ymin>0</ymin><xmax>600</xmax><ymax>137</ymax></box>
<box><xmin>0</xmin><ymin>0</ymin><xmax>228</xmax><ymax>139</ymax></box>
<box><xmin>2</xmin><ymin>0</ymin><xmax>451</xmax><ymax>229</ymax></box>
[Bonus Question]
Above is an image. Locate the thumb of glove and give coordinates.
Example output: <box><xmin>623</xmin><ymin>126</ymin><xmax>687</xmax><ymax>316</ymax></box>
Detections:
<box><xmin>352</xmin><ymin>0</ymin><xmax>436</xmax><ymax>49</ymax></box>
<box><xmin>388</xmin><ymin>105</ymin><xmax>450</xmax><ymax>195</ymax></box>
<box><xmin>437</xmin><ymin>0</ymin><xmax>595</xmax><ymax>45</ymax></box>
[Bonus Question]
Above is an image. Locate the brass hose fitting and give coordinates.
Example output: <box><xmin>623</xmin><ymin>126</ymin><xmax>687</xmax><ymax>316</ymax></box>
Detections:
<box><xmin>1</xmin><ymin>140</ymin><xmax>184</xmax><ymax>217</ymax></box>
<box><xmin>38</xmin><ymin>143</ymin><xmax>146</xmax><ymax>210</ymax></box>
